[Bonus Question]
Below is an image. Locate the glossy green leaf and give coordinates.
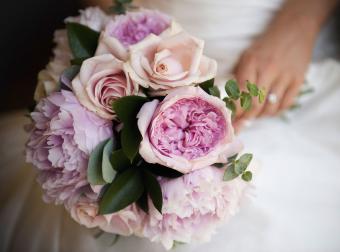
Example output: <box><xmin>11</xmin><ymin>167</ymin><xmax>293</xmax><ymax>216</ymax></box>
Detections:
<box><xmin>136</xmin><ymin>191</ymin><xmax>149</xmax><ymax>214</ymax></box>
<box><xmin>66</xmin><ymin>22</ymin><xmax>100</xmax><ymax>59</ymax></box>
<box><xmin>143</xmin><ymin>170</ymin><xmax>163</xmax><ymax>213</ymax></box>
<box><xmin>240</xmin><ymin>91</ymin><xmax>252</xmax><ymax>110</ymax></box>
<box><xmin>102</xmin><ymin>138</ymin><xmax>117</xmax><ymax>183</ymax></box>
<box><xmin>70</xmin><ymin>57</ymin><xmax>89</xmax><ymax>66</ymax></box>
<box><xmin>199</xmin><ymin>78</ymin><xmax>215</xmax><ymax>94</ymax></box>
<box><xmin>225</xmin><ymin>79</ymin><xmax>240</xmax><ymax>100</ymax></box>
<box><xmin>246</xmin><ymin>82</ymin><xmax>259</xmax><ymax>97</ymax></box>
<box><xmin>223</xmin><ymin>164</ymin><xmax>239</xmax><ymax>181</ymax></box>
<box><xmin>241</xmin><ymin>171</ymin><xmax>253</xmax><ymax>182</ymax></box>
<box><xmin>112</xmin><ymin>96</ymin><xmax>148</xmax><ymax>123</ymax></box>
<box><xmin>234</xmin><ymin>153</ymin><xmax>253</xmax><ymax>175</ymax></box>
<box><xmin>209</xmin><ymin>86</ymin><xmax>221</xmax><ymax>98</ymax></box>
<box><xmin>87</xmin><ymin>139</ymin><xmax>109</xmax><ymax>185</ymax></box>
<box><xmin>111</xmin><ymin>149</ymin><xmax>130</xmax><ymax>171</ymax></box>
<box><xmin>121</xmin><ymin>123</ymin><xmax>142</xmax><ymax>162</ymax></box>
<box><xmin>142</xmin><ymin>163</ymin><xmax>183</xmax><ymax>178</ymax></box>
<box><xmin>99</xmin><ymin>169</ymin><xmax>144</xmax><ymax>214</ymax></box>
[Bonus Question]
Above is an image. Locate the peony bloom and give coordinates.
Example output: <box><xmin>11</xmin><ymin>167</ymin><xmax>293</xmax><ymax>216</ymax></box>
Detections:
<box><xmin>95</xmin><ymin>10</ymin><xmax>175</xmax><ymax>61</ymax></box>
<box><xmin>137</xmin><ymin>86</ymin><xmax>242</xmax><ymax>173</ymax></box>
<box><xmin>72</xmin><ymin>54</ymin><xmax>139</xmax><ymax>120</ymax></box>
<box><xmin>141</xmin><ymin>166</ymin><xmax>251</xmax><ymax>250</ymax></box>
<box><xmin>34</xmin><ymin>7</ymin><xmax>110</xmax><ymax>102</ymax></box>
<box><xmin>34</xmin><ymin>30</ymin><xmax>72</xmax><ymax>102</ymax></box>
<box><xmin>26</xmin><ymin>90</ymin><xmax>112</xmax><ymax>204</ymax></box>
<box><xmin>65</xmin><ymin>7</ymin><xmax>110</xmax><ymax>32</ymax></box>
<box><xmin>124</xmin><ymin>31</ymin><xmax>217</xmax><ymax>92</ymax></box>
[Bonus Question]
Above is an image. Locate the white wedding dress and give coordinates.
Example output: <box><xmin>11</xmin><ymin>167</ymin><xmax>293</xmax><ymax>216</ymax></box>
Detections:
<box><xmin>1</xmin><ymin>0</ymin><xmax>340</xmax><ymax>251</ymax></box>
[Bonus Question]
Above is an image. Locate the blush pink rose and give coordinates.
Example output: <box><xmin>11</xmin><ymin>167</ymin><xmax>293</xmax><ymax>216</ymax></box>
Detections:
<box><xmin>124</xmin><ymin>31</ymin><xmax>217</xmax><ymax>92</ymax></box>
<box><xmin>72</xmin><ymin>54</ymin><xmax>139</xmax><ymax>120</ymax></box>
<box><xmin>137</xmin><ymin>86</ymin><xmax>242</xmax><ymax>173</ymax></box>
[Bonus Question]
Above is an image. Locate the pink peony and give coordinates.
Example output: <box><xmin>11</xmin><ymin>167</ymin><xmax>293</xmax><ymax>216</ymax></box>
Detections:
<box><xmin>26</xmin><ymin>90</ymin><xmax>112</xmax><ymax>204</ymax></box>
<box><xmin>141</xmin><ymin>166</ymin><xmax>251</xmax><ymax>250</ymax></box>
<box><xmin>137</xmin><ymin>86</ymin><xmax>242</xmax><ymax>173</ymax></box>
<box><xmin>72</xmin><ymin>54</ymin><xmax>139</xmax><ymax>120</ymax></box>
<box><xmin>124</xmin><ymin>31</ymin><xmax>217</xmax><ymax>92</ymax></box>
<box><xmin>95</xmin><ymin>10</ymin><xmax>174</xmax><ymax>61</ymax></box>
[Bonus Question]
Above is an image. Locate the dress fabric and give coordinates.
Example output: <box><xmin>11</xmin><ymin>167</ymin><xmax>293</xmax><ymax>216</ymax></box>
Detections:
<box><xmin>1</xmin><ymin>0</ymin><xmax>340</xmax><ymax>251</ymax></box>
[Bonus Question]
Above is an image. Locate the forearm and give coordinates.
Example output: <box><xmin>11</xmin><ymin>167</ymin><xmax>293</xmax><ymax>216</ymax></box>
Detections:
<box><xmin>266</xmin><ymin>0</ymin><xmax>338</xmax><ymax>39</ymax></box>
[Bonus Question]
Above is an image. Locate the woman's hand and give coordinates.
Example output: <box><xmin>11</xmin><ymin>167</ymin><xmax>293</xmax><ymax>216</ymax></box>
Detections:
<box><xmin>233</xmin><ymin>0</ymin><xmax>338</xmax><ymax>129</ymax></box>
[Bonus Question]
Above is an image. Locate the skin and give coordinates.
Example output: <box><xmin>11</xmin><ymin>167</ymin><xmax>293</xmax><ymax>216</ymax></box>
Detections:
<box><xmin>233</xmin><ymin>0</ymin><xmax>338</xmax><ymax>129</ymax></box>
<box><xmin>89</xmin><ymin>0</ymin><xmax>338</xmax><ymax>129</ymax></box>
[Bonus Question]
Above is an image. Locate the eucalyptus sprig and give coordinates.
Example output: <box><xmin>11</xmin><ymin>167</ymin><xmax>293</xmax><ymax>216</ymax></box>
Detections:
<box><xmin>224</xmin><ymin>80</ymin><xmax>266</xmax><ymax>118</ymax></box>
<box><xmin>109</xmin><ymin>0</ymin><xmax>136</xmax><ymax>15</ymax></box>
<box><xmin>214</xmin><ymin>153</ymin><xmax>253</xmax><ymax>182</ymax></box>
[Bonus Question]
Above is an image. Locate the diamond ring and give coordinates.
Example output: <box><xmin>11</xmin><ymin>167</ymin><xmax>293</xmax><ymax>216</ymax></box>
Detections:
<box><xmin>267</xmin><ymin>93</ymin><xmax>278</xmax><ymax>104</ymax></box>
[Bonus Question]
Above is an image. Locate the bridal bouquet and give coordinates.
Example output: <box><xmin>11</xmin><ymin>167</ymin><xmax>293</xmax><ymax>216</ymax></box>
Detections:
<box><xmin>26</xmin><ymin>3</ymin><xmax>264</xmax><ymax>249</ymax></box>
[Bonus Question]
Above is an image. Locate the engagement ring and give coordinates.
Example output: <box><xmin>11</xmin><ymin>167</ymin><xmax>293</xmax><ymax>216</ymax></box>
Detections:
<box><xmin>268</xmin><ymin>93</ymin><xmax>278</xmax><ymax>104</ymax></box>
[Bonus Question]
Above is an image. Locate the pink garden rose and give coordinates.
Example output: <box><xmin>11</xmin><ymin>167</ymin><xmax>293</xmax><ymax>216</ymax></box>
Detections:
<box><xmin>125</xmin><ymin>31</ymin><xmax>217</xmax><ymax>92</ymax></box>
<box><xmin>72</xmin><ymin>54</ymin><xmax>138</xmax><ymax>120</ymax></box>
<box><xmin>26</xmin><ymin>91</ymin><xmax>112</xmax><ymax>204</ymax></box>
<box><xmin>95</xmin><ymin>10</ymin><xmax>175</xmax><ymax>61</ymax></box>
<box><xmin>67</xmin><ymin>190</ymin><xmax>144</xmax><ymax>236</ymax></box>
<box><xmin>137</xmin><ymin>86</ymin><xmax>242</xmax><ymax>173</ymax></box>
<box><xmin>141</xmin><ymin>166</ymin><xmax>251</xmax><ymax>250</ymax></box>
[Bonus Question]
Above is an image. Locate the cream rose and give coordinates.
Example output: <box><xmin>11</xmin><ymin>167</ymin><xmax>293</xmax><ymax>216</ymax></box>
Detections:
<box><xmin>72</xmin><ymin>54</ymin><xmax>139</xmax><ymax>120</ymax></box>
<box><xmin>137</xmin><ymin>86</ymin><xmax>242</xmax><ymax>173</ymax></box>
<box><xmin>124</xmin><ymin>31</ymin><xmax>217</xmax><ymax>93</ymax></box>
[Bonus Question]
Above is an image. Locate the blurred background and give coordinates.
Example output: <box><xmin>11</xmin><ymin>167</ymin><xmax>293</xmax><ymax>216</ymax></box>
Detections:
<box><xmin>0</xmin><ymin>1</ymin><xmax>339</xmax><ymax>112</ymax></box>
<box><xmin>0</xmin><ymin>0</ymin><xmax>81</xmax><ymax>112</ymax></box>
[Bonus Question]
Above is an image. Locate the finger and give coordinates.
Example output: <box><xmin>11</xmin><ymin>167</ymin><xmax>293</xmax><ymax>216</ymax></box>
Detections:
<box><xmin>279</xmin><ymin>78</ymin><xmax>303</xmax><ymax>111</ymax></box>
<box><xmin>233</xmin><ymin>57</ymin><xmax>257</xmax><ymax>118</ymax></box>
<box><xmin>259</xmin><ymin>75</ymin><xmax>290</xmax><ymax>117</ymax></box>
<box><xmin>238</xmin><ymin>70</ymin><xmax>274</xmax><ymax>120</ymax></box>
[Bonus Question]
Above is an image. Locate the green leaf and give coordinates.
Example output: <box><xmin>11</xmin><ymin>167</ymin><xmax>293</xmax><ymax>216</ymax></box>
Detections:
<box><xmin>113</xmin><ymin>96</ymin><xmax>148</xmax><ymax>123</ymax></box>
<box><xmin>208</xmin><ymin>86</ymin><xmax>220</xmax><ymax>98</ymax></box>
<box><xmin>66</xmin><ymin>22</ymin><xmax>100</xmax><ymax>59</ymax></box>
<box><xmin>223</xmin><ymin>97</ymin><xmax>236</xmax><ymax>117</ymax></box>
<box><xmin>298</xmin><ymin>87</ymin><xmax>314</xmax><ymax>97</ymax></box>
<box><xmin>143</xmin><ymin>171</ymin><xmax>163</xmax><ymax>213</ymax></box>
<box><xmin>240</xmin><ymin>92</ymin><xmax>252</xmax><ymax>110</ymax></box>
<box><xmin>136</xmin><ymin>191</ymin><xmax>149</xmax><ymax>214</ymax></box>
<box><xmin>225</xmin><ymin>79</ymin><xmax>240</xmax><ymax>100</ymax></box>
<box><xmin>142</xmin><ymin>163</ymin><xmax>183</xmax><ymax>178</ymax></box>
<box><xmin>223</xmin><ymin>164</ymin><xmax>239</xmax><ymax>181</ymax></box>
<box><xmin>234</xmin><ymin>153</ymin><xmax>253</xmax><ymax>175</ymax></box>
<box><xmin>199</xmin><ymin>78</ymin><xmax>215</xmax><ymax>94</ymax></box>
<box><xmin>241</xmin><ymin>171</ymin><xmax>253</xmax><ymax>182</ymax></box>
<box><xmin>246</xmin><ymin>82</ymin><xmax>259</xmax><ymax>97</ymax></box>
<box><xmin>227</xmin><ymin>153</ymin><xmax>238</xmax><ymax>163</ymax></box>
<box><xmin>99</xmin><ymin>168</ymin><xmax>144</xmax><ymax>214</ymax></box>
<box><xmin>87</xmin><ymin>139</ymin><xmax>109</xmax><ymax>185</ymax></box>
<box><xmin>111</xmin><ymin>149</ymin><xmax>130</xmax><ymax>171</ymax></box>
<box><xmin>121</xmin><ymin>123</ymin><xmax>142</xmax><ymax>162</ymax></box>
<box><xmin>102</xmin><ymin>138</ymin><xmax>117</xmax><ymax>183</ymax></box>
<box><xmin>59</xmin><ymin>65</ymin><xmax>80</xmax><ymax>91</ymax></box>
<box><xmin>113</xmin><ymin>96</ymin><xmax>148</xmax><ymax>162</ymax></box>
<box><xmin>258</xmin><ymin>88</ymin><xmax>266</xmax><ymax>103</ymax></box>
<box><xmin>70</xmin><ymin>57</ymin><xmax>89</xmax><ymax>66</ymax></box>
<box><xmin>212</xmin><ymin>163</ymin><xmax>225</xmax><ymax>168</ymax></box>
